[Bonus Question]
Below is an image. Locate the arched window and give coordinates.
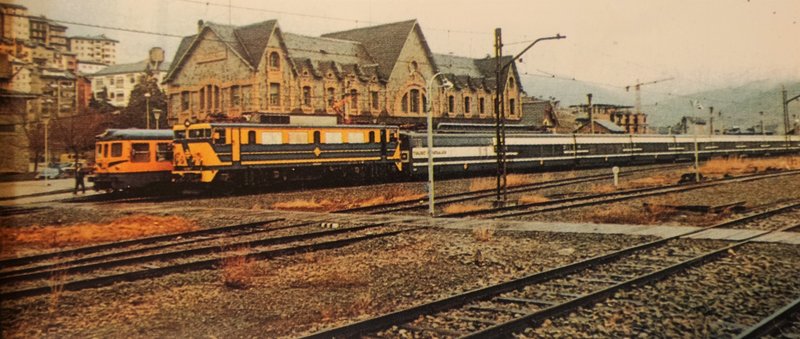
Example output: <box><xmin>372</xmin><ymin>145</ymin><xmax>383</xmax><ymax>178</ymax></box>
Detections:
<box><xmin>508</xmin><ymin>77</ymin><xmax>515</xmax><ymax>89</ymax></box>
<box><xmin>410</xmin><ymin>89</ymin><xmax>420</xmax><ymax>113</ymax></box>
<box><xmin>269</xmin><ymin>52</ymin><xmax>280</xmax><ymax>69</ymax></box>
<box><xmin>302</xmin><ymin>86</ymin><xmax>311</xmax><ymax>106</ymax></box>
<box><xmin>464</xmin><ymin>96</ymin><xmax>471</xmax><ymax>114</ymax></box>
<box><xmin>479</xmin><ymin>97</ymin><xmax>485</xmax><ymax>114</ymax></box>
<box><xmin>401</xmin><ymin>93</ymin><xmax>409</xmax><ymax>113</ymax></box>
<box><xmin>422</xmin><ymin>94</ymin><xmax>427</xmax><ymax>112</ymax></box>
<box><xmin>448</xmin><ymin>95</ymin><xmax>455</xmax><ymax>113</ymax></box>
<box><xmin>509</xmin><ymin>98</ymin><xmax>516</xmax><ymax>115</ymax></box>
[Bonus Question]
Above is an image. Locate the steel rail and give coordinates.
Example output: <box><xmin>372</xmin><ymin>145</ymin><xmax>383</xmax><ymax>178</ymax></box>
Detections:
<box><xmin>1</xmin><ymin>227</ymin><xmax>417</xmax><ymax>300</ymax></box>
<box><xmin>302</xmin><ymin>201</ymin><xmax>800</xmax><ymax>339</ymax></box>
<box><xmin>0</xmin><ymin>218</ymin><xmax>285</xmax><ymax>269</ymax></box>
<box><xmin>736</xmin><ymin>296</ymin><xmax>800</xmax><ymax>339</ymax></box>
<box><xmin>443</xmin><ymin>169</ymin><xmax>800</xmax><ymax>218</ymax></box>
<box><xmin>0</xmin><ymin>220</ymin><xmax>317</xmax><ymax>279</ymax></box>
<box><xmin>0</xmin><ymin>223</ymin><xmax>389</xmax><ymax>286</ymax></box>
<box><xmin>465</xmin><ymin>222</ymin><xmax>800</xmax><ymax>338</ymax></box>
<box><xmin>338</xmin><ymin>164</ymin><xmax>685</xmax><ymax>214</ymax></box>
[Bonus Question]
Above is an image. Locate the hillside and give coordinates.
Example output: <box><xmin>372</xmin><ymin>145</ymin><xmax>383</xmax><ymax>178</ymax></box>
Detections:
<box><xmin>522</xmin><ymin>76</ymin><xmax>800</xmax><ymax>130</ymax></box>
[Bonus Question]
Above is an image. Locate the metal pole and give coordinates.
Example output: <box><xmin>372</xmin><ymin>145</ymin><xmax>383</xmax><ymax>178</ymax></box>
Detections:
<box><xmin>494</xmin><ymin>28</ymin><xmax>504</xmax><ymax>206</ymax></box>
<box><xmin>492</xmin><ymin>31</ymin><xmax>566</xmax><ymax>206</ymax></box>
<box><xmin>587</xmin><ymin>93</ymin><xmax>594</xmax><ymax>134</ymax></box>
<box><xmin>426</xmin><ymin>72</ymin><xmax>450</xmax><ymax>216</ymax></box>
<box><xmin>760</xmin><ymin>111</ymin><xmax>765</xmax><ymax>136</ymax></box>
<box><xmin>709</xmin><ymin>106</ymin><xmax>714</xmax><ymax>135</ymax></box>
<box><xmin>693</xmin><ymin>105</ymin><xmax>700</xmax><ymax>183</ymax></box>
<box><xmin>145</xmin><ymin>93</ymin><xmax>151</xmax><ymax>129</ymax></box>
<box><xmin>44</xmin><ymin>118</ymin><xmax>49</xmax><ymax>186</ymax></box>
<box><xmin>427</xmin><ymin>73</ymin><xmax>439</xmax><ymax>216</ymax></box>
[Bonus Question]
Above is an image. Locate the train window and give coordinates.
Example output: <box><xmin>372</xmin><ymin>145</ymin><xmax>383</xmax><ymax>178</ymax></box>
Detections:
<box><xmin>174</xmin><ymin>130</ymin><xmax>185</xmax><ymax>140</ymax></box>
<box><xmin>312</xmin><ymin>131</ymin><xmax>320</xmax><ymax>144</ymax></box>
<box><xmin>247</xmin><ymin>131</ymin><xmax>256</xmax><ymax>144</ymax></box>
<box><xmin>369</xmin><ymin>131</ymin><xmax>376</xmax><ymax>143</ymax></box>
<box><xmin>156</xmin><ymin>143</ymin><xmax>173</xmax><ymax>161</ymax></box>
<box><xmin>111</xmin><ymin>143</ymin><xmax>122</xmax><ymax>157</ymax></box>
<box><xmin>96</xmin><ymin>144</ymin><xmax>102</xmax><ymax>156</ymax></box>
<box><xmin>389</xmin><ymin>131</ymin><xmax>398</xmax><ymax>143</ymax></box>
<box><xmin>103</xmin><ymin>144</ymin><xmax>109</xmax><ymax>157</ymax></box>
<box><xmin>213</xmin><ymin>128</ymin><xmax>226</xmax><ymax>144</ymax></box>
<box><xmin>131</xmin><ymin>143</ymin><xmax>150</xmax><ymax>162</ymax></box>
<box><xmin>325</xmin><ymin>132</ymin><xmax>342</xmax><ymax>144</ymax></box>
<box><xmin>289</xmin><ymin>132</ymin><xmax>309</xmax><ymax>144</ymax></box>
<box><xmin>188</xmin><ymin>129</ymin><xmax>211</xmax><ymax>139</ymax></box>
<box><xmin>348</xmin><ymin>132</ymin><xmax>364</xmax><ymax>143</ymax></box>
<box><xmin>261</xmin><ymin>132</ymin><xmax>282</xmax><ymax>145</ymax></box>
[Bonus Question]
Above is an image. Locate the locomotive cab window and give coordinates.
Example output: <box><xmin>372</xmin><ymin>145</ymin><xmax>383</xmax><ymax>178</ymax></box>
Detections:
<box><xmin>174</xmin><ymin>130</ymin><xmax>185</xmax><ymax>140</ymax></box>
<box><xmin>156</xmin><ymin>143</ymin><xmax>173</xmax><ymax>162</ymax></box>
<box><xmin>103</xmin><ymin>144</ymin><xmax>109</xmax><ymax>157</ymax></box>
<box><xmin>111</xmin><ymin>143</ymin><xmax>122</xmax><ymax>157</ymax></box>
<box><xmin>96</xmin><ymin>144</ymin><xmax>102</xmax><ymax>157</ymax></box>
<box><xmin>131</xmin><ymin>143</ymin><xmax>150</xmax><ymax>162</ymax></box>
<box><xmin>213</xmin><ymin>128</ymin><xmax>226</xmax><ymax>144</ymax></box>
<box><xmin>313</xmin><ymin>131</ymin><xmax>321</xmax><ymax>144</ymax></box>
<box><xmin>369</xmin><ymin>131</ymin><xmax>376</xmax><ymax>143</ymax></box>
<box><xmin>189</xmin><ymin>129</ymin><xmax>211</xmax><ymax>139</ymax></box>
<box><xmin>247</xmin><ymin>131</ymin><xmax>256</xmax><ymax>144</ymax></box>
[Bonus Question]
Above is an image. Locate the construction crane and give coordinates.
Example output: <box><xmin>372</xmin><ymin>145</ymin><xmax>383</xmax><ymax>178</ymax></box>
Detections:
<box><xmin>625</xmin><ymin>77</ymin><xmax>674</xmax><ymax>115</ymax></box>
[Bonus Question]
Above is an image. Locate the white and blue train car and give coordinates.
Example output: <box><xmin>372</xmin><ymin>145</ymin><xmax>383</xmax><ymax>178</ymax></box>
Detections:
<box><xmin>400</xmin><ymin>132</ymin><xmax>800</xmax><ymax>176</ymax></box>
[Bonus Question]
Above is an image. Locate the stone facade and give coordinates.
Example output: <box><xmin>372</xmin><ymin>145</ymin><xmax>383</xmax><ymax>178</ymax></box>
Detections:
<box><xmin>165</xmin><ymin>19</ymin><xmax>522</xmax><ymax>126</ymax></box>
<box><xmin>0</xmin><ymin>90</ymin><xmax>36</xmax><ymax>173</ymax></box>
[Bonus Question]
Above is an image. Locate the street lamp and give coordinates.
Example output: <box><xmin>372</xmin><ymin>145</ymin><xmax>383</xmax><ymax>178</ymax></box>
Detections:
<box><xmin>494</xmin><ymin>32</ymin><xmax>565</xmax><ymax>205</ymax></box>
<box><xmin>153</xmin><ymin>109</ymin><xmax>163</xmax><ymax>129</ymax></box>
<box><xmin>43</xmin><ymin>99</ymin><xmax>53</xmax><ymax>186</ymax></box>
<box><xmin>144</xmin><ymin>92</ymin><xmax>151</xmax><ymax>129</ymax></box>
<box><xmin>426</xmin><ymin>72</ymin><xmax>454</xmax><ymax>216</ymax></box>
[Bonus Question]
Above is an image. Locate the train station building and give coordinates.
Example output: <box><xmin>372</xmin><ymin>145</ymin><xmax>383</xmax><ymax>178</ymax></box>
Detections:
<box><xmin>163</xmin><ymin>19</ymin><xmax>523</xmax><ymax>127</ymax></box>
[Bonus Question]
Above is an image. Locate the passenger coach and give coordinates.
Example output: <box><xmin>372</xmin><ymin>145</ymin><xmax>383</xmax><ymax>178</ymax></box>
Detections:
<box><xmin>173</xmin><ymin>122</ymin><xmax>402</xmax><ymax>185</ymax></box>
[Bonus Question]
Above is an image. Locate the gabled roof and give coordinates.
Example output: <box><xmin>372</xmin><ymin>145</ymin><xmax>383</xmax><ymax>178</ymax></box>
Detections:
<box><xmin>284</xmin><ymin>32</ymin><xmax>374</xmax><ymax>68</ymax></box>
<box><xmin>433</xmin><ymin>54</ymin><xmax>484</xmax><ymax>78</ymax></box>
<box><xmin>165</xmin><ymin>20</ymin><xmax>276</xmax><ymax>82</ymax></box>
<box><xmin>322</xmin><ymin>19</ymin><xmax>418</xmax><ymax>80</ymax></box>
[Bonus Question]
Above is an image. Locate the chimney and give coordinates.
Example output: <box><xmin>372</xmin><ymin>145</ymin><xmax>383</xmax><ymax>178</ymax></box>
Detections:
<box><xmin>197</xmin><ymin>20</ymin><xmax>204</xmax><ymax>33</ymax></box>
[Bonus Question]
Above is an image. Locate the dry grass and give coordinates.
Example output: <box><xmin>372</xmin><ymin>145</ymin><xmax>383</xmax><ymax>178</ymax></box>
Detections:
<box><xmin>518</xmin><ymin>194</ymin><xmax>550</xmax><ymax>204</ymax></box>
<box><xmin>0</xmin><ymin>215</ymin><xmax>198</xmax><ymax>258</ymax></box>
<box><xmin>701</xmin><ymin>156</ymin><xmax>800</xmax><ymax>176</ymax></box>
<box><xmin>472</xmin><ymin>226</ymin><xmax>494</xmax><ymax>242</ymax></box>
<box><xmin>442</xmin><ymin>203</ymin><xmax>490</xmax><ymax>215</ymax></box>
<box><xmin>468</xmin><ymin>173</ymin><xmax>548</xmax><ymax>192</ymax></box>
<box><xmin>47</xmin><ymin>269</ymin><xmax>67</xmax><ymax>316</ymax></box>
<box><xmin>220</xmin><ymin>250</ymin><xmax>256</xmax><ymax>290</ymax></box>
<box><xmin>587</xmin><ymin>183</ymin><xmax>618</xmax><ymax>193</ymax></box>
<box><xmin>271</xmin><ymin>187</ymin><xmax>425</xmax><ymax>212</ymax></box>
<box><xmin>578</xmin><ymin>197</ymin><xmax>680</xmax><ymax>225</ymax></box>
<box><xmin>623</xmin><ymin>175</ymin><xmax>675</xmax><ymax>188</ymax></box>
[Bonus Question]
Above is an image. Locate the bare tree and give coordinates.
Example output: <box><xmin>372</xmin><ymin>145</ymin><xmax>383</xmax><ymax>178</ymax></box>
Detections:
<box><xmin>50</xmin><ymin>113</ymin><xmax>110</xmax><ymax>164</ymax></box>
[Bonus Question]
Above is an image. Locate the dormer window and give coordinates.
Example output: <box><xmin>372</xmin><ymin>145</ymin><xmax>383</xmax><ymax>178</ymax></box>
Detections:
<box><xmin>269</xmin><ymin>52</ymin><xmax>280</xmax><ymax>69</ymax></box>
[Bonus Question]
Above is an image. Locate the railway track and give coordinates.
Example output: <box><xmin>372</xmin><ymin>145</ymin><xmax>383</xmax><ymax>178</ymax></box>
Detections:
<box><xmin>736</xmin><ymin>296</ymin><xmax>800</xmax><ymax>339</ymax></box>
<box><xmin>339</xmin><ymin>163</ymin><xmax>686</xmax><ymax>215</ymax></box>
<box><xmin>441</xmin><ymin>169</ymin><xmax>800</xmax><ymax>219</ymax></box>
<box><xmin>0</xmin><ymin>221</ymin><xmax>420</xmax><ymax>300</ymax></box>
<box><xmin>304</xmin><ymin>200</ymin><xmax>800</xmax><ymax>339</ymax></box>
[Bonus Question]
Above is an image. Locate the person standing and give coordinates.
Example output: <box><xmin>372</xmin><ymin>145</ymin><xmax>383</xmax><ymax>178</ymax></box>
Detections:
<box><xmin>74</xmin><ymin>163</ymin><xmax>86</xmax><ymax>194</ymax></box>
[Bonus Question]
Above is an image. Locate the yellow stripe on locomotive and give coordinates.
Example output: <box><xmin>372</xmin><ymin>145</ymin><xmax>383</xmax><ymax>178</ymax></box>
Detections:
<box><xmin>173</xmin><ymin>123</ymin><xmax>402</xmax><ymax>184</ymax></box>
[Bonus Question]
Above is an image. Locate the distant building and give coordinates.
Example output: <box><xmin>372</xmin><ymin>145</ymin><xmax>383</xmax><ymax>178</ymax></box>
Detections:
<box><xmin>675</xmin><ymin>116</ymin><xmax>707</xmax><ymax>135</ymax></box>
<box><xmin>0</xmin><ymin>88</ymin><xmax>37</xmax><ymax>173</ymax></box>
<box><xmin>87</xmin><ymin>47</ymin><xmax>170</xmax><ymax>107</ymax></box>
<box><xmin>164</xmin><ymin>19</ymin><xmax>522</xmax><ymax>126</ymax></box>
<box><xmin>0</xmin><ymin>2</ymin><xmax>30</xmax><ymax>41</ymax></box>
<box><xmin>28</xmin><ymin>16</ymin><xmax>68</xmax><ymax>52</ymax></box>
<box><xmin>76</xmin><ymin>60</ymin><xmax>107</xmax><ymax>75</ymax></box>
<box><xmin>521</xmin><ymin>96</ymin><xmax>559</xmax><ymax>131</ymax></box>
<box><xmin>69</xmin><ymin>34</ymin><xmax>118</xmax><ymax>65</ymax></box>
<box><xmin>574</xmin><ymin>119</ymin><xmax>626</xmax><ymax>134</ymax></box>
<box><xmin>571</xmin><ymin>103</ymin><xmax>648</xmax><ymax>134</ymax></box>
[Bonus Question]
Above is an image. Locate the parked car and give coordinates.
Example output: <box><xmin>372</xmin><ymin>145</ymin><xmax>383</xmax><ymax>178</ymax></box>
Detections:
<box><xmin>35</xmin><ymin>166</ymin><xmax>61</xmax><ymax>179</ymax></box>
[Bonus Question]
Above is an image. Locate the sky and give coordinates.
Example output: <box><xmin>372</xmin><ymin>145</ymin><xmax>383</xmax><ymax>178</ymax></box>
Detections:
<box><xmin>16</xmin><ymin>0</ymin><xmax>800</xmax><ymax>96</ymax></box>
